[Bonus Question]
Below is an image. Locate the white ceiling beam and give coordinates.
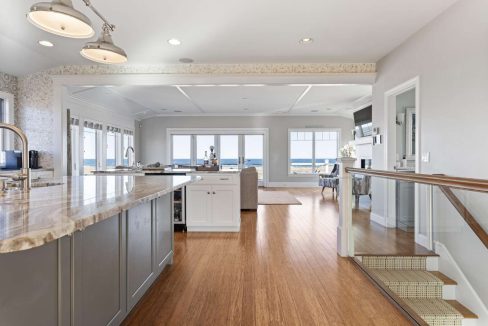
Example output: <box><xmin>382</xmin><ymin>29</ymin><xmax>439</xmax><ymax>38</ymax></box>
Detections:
<box><xmin>286</xmin><ymin>85</ymin><xmax>312</xmax><ymax>113</ymax></box>
<box><xmin>175</xmin><ymin>86</ymin><xmax>206</xmax><ymax>113</ymax></box>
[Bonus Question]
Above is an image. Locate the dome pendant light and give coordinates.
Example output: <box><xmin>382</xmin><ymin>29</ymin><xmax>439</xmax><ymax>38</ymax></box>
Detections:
<box><xmin>27</xmin><ymin>0</ymin><xmax>94</xmax><ymax>38</ymax></box>
<box><xmin>80</xmin><ymin>23</ymin><xmax>127</xmax><ymax>64</ymax></box>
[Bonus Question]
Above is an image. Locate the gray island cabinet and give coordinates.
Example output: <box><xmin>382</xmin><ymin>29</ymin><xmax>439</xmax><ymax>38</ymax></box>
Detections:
<box><xmin>0</xmin><ymin>175</ymin><xmax>199</xmax><ymax>326</ymax></box>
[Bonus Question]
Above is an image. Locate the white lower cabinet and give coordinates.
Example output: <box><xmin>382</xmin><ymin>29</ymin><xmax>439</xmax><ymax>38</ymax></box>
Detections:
<box><xmin>186</xmin><ymin>173</ymin><xmax>240</xmax><ymax>232</ymax></box>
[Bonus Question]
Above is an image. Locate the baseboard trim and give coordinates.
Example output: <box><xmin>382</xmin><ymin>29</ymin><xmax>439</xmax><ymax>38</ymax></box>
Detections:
<box><xmin>435</xmin><ymin>241</ymin><xmax>488</xmax><ymax>324</ymax></box>
<box><xmin>370</xmin><ymin>212</ymin><xmax>396</xmax><ymax>228</ymax></box>
<box><xmin>416</xmin><ymin>234</ymin><xmax>430</xmax><ymax>249</ymax></box>
<box><xmin>266</xmin><ymin>182</ymin><xmax>318</xmax><ymax>188</ymax></box>
<box><xmin>187</xmin><ymin>225</ymin><xmax>240</xmax><ymax>232</ymax></box>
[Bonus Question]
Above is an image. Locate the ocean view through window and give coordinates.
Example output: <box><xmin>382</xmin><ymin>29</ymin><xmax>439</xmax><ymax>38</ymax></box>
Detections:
<box><xmin>288</xmin><ymin>129</ymin><xmax>339</xmax><ymax>175</ymax></box>
<box><xmin>170</xmin><ymin>130</ymin><xmax>267</xmax><ymax>183</ymax></box>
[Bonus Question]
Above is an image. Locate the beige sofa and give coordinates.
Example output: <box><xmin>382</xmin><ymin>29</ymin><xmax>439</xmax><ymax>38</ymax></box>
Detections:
<box><xmin>240</xmin><ymin>167</ymin><xmax>258</xmax><ymax>210</ymax></box>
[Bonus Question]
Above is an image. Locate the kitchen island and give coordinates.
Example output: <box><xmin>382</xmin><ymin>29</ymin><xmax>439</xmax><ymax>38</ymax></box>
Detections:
<box><xmin>93</xmin><ymin>168</ymin><xmax>243</xmax><ymax>232</ymax></box>
<box><xmin>0</xmin><ymin>175</ymin><xmax>200</xmax><ymax>326</ymax></box>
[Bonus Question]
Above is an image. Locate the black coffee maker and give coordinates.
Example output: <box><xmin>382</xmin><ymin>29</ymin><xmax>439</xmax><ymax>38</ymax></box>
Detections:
<box><xmin>29</xmin><ymin>150</ymin><xmax>40</xmax><ymax>169</ymax></box>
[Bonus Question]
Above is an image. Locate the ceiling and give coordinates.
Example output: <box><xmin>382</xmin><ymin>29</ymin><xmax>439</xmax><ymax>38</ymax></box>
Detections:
<box><xmin>2</xmin><ymin>0</ymin><xmax>459</xmax><ymax>76</ymax></box>
<box><xmin>66</xmin><ymin>84</ymin><xmax>372</xmax><ymax>119</ymax></box>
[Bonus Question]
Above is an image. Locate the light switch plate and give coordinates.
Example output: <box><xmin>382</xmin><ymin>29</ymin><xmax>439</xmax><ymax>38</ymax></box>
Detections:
<box><xmin>422</xmin><ymin>152</ymin><xmax>430</xmax><ymax>163</ymax></box>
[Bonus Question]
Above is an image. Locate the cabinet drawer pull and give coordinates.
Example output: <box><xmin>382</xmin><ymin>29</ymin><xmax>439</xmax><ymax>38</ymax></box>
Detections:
<box><xmin>207</xmin><ymin>191</ymin><xmax>210</xmax><ymax>194</ymax></box>
<box><xmin>219</xmin><ymin>178</ymin><xmax>229</xmax><ymax>180</ymax></box>
<box><xmin>212</xmin><ymin>191</ymin><xmax>216</xmax><ymax>194</ymax></box>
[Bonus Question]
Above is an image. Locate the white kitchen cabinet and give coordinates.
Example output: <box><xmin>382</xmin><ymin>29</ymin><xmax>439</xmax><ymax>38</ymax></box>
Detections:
<box><xmin>186</xmin><ymin>173</ymin><xmax>240</xmax><ymax>232</ymax></box>
<box><xmin>186</xmin><ymin>185</ymin><xmax>212</xmax><ymax>226</ymax></box>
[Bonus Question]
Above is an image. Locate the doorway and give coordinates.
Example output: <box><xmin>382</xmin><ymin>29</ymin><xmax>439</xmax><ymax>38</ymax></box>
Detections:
<box><xmin>383</xmin><ymin>77</ymin><xmax>428</xmax><ymax>249</ymax></box>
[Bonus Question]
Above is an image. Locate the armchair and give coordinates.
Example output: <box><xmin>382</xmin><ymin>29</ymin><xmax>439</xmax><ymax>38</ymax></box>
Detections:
<box><xmin>318</xmin><ymin>164</ymin><xmax>340</xmax><ymax>196</ymax></box>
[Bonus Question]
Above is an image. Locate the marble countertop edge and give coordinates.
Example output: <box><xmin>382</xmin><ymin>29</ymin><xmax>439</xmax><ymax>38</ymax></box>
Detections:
<box><xmin>0</xmin><ymin>176</ymin><xmax>200</xmax><ymax>254</ymax></box>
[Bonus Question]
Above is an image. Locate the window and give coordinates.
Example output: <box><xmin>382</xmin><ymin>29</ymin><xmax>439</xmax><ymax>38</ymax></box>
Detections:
<box><xmin>83</xmin><ymin>121</ymin><xmax>102</xmax><ymax>175</ymax></box>
<box><xmin>220</xmin><ymin>135</ymin><xmax>239</xmax><ymax>169</ymax></box>
<box><xmin>0</xmin><ymin>98</ymin><xmax>5</xmax><ymax>150</ymax></box>
<box><xmin>168</xmin><ymin>130</ymin><xmax>268</xmax><ymax>183</ymax></box>
<box><xmin>244</xmin><ymin>134</ymin><xmax>264</xmax><ymax>180</ymax></box>
<box><xmin>70</xmin><ymin>117</ymin><xmax>80</xmax><ymax>176</ymax></box>
<box><xmin>0</xmin><ymin>93</ymin><xmax>14</xmax><ymax>151</ymax></box>
<box><xmin>195</xmin><ymin>135</ymin><xmax>215</xmax><ymax>165</ymax></box>
<box><xmin>288</xmin><ymin>129</ymin><xmax>339</xmax><ymax>175</ymax></box>
<box><xmin>106</xmin><ymin>126</ymin><xmax>121</xmax><ymax>169</ymax></box>
<box><xmin>172</xmin><ymin>135</ymin><xmax>191</xmax><ymax>166</ymax></box>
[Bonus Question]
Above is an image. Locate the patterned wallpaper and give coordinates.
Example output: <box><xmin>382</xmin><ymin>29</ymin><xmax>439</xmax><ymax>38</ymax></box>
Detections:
<box><xmin>9</xmin><ymin>62</ymin><xmax>376</xmax><ymax>169</ymax></box>
<box><xmin>0</xmin><ymin>72</ymin><xmax>18</xmax><ymax>95</ymax></box>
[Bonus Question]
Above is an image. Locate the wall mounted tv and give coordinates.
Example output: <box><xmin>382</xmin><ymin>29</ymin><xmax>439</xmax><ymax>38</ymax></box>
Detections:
<box><xmin>354</xmin><ymin>105</ymin><xmax>372</xmax><ymax>137</ymax></box>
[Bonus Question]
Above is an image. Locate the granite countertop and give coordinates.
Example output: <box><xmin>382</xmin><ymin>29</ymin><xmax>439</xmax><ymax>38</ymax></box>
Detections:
<box><xmin>0</xmin><ymin>175</ymin><xmax>199</xmax><ymax>253</ymax></box>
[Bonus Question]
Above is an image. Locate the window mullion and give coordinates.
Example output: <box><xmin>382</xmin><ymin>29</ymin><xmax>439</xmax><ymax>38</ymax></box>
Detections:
<box><xmin>312</xmin><ymin>132</ymin><xmax>316</xmax><ymax>174</ymax></box>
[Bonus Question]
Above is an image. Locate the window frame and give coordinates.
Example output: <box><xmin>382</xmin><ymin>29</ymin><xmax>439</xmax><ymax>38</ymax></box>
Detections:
<box><xmin>287</xmin><ymin>128</ymin><xmax>341</xmax><ymax>176</ymax></box>
<box><xmin>167</xmin><ymin>128</ymin><xmax>269</xmax><ymax>186</ymax></box>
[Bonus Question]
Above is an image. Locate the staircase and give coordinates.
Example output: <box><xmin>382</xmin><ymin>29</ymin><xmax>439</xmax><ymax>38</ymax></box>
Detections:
<box><xmin>355</xmin><ymin>255</ymin><xmax>478</xmax><ymax>326</ymax></box>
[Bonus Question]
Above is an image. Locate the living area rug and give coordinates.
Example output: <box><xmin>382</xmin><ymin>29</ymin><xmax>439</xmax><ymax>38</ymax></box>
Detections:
<box><xmin>258</xmin><ymin>190</ymin><xmax>302</xmax><ymax>205</ymax></box>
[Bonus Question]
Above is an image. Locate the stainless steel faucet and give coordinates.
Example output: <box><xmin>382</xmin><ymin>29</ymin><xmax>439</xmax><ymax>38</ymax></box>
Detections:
<box><xmin>0</xmin><ymin>123</ymin><xmax>31</xmax><ymax>191</ymax></box>
<box><xmin>125</xmin><ymin>146</ymin><xmax>135</xmax><ymax>166</ymax></box>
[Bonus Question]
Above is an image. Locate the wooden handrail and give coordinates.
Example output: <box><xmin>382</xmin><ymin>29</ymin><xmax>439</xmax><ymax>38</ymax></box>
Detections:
<box><xmin>346</xmin><ymin>168</ymin><xmax>488</xmax><ymax>193</ymax></box>
<box><xmin>345</xmin><ymin>168</ymin><xmax>488</xmax><ymax>249</ymax></box>
<box><xmin>438</xmin><ymin>186</ymin><xmax>488</xmax><ymax>249</ymax></box>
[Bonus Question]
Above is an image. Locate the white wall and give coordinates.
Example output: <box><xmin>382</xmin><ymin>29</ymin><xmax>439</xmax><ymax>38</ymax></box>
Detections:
<box><xmin>372</xmin><ymin>0</ymin><xmax>488</xmax><ymax>309</ymax></box>
<box><xmin>139</xmin><ymin>115</ymin><xmax>354</xmax><ymax>184</ymax></box>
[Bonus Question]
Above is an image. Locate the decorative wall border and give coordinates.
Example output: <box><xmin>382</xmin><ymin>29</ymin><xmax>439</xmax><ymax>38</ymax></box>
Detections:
<box><xmin>44</xmin><ymin>63</ymin><xmax>376</xmax><ymax>76</ymax></box>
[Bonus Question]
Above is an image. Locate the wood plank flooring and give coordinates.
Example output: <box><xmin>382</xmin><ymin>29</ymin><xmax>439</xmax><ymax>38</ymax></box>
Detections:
<box><xmin>123</xmin><ymin>188</ymin><xmax>411</xmax><ymax>325</ymax></box>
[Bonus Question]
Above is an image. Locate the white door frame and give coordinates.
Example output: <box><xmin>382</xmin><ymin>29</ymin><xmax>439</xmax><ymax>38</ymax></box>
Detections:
<box><xmin>383</xmin><ymin>77</ymin><xmax>428</xmax><ymax>248</ymax></box>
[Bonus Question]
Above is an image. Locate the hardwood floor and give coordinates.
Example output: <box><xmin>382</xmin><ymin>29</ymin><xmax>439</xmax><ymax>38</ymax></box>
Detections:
<box><xmin>352</xmin><ymin>198</ymin><xmax>435</xmax><ymax>256</ymax></box>
<box><xmin>123</xmin><ymin>188</ymin><xmax>411</xmax><ymax>325</ymax></box>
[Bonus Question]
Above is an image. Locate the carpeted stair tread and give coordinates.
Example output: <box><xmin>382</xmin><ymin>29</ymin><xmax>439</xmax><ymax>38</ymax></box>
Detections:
<box><xmin>371</xmin><ymin>270</ymin><xmax>444</xmax><ymax>285</ymax></box>
<box><xmin>403</xmin><ymin>298</ymin><xmax>463</xmax><ymax>326</ymax></box>
<box><xmin>357</xmin><ymin>255</ymin><xmax>478</xmax><ymax>325</ymax></box>
<box><xmin>370</xmin><ymin>269</ymin><xmax>444</xmax><ymax>298</ymax></box>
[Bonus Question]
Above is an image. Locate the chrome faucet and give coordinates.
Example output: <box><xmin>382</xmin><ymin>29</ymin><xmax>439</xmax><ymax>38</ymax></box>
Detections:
<box><xmin>125</xmin><ymin>146</ymin><xmax>135</xmax><ymax>167</ymax></box>
<box><xmin>0</xmin><ymin>123</ymin><xmax>30</xmax><ymax>191</ymax></box>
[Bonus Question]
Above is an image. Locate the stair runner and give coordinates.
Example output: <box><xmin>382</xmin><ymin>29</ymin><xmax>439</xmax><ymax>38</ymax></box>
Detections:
<box><xmin>359</xmin><ymin>255</ymin><xmax>476</xmax><ymax>326</ymax></box>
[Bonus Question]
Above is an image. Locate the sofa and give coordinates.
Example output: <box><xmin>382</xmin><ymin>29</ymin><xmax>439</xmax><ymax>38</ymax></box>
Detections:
<box><xmin>240</xmin><ymin>167</ymin><xmax>258</xmax><ymax>210</ymax></box>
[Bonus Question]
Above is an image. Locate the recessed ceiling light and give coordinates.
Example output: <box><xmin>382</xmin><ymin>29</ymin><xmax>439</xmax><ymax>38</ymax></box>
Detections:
<box><xmin>179</xmin><ymin>57</ymin><xmax>194</xmax><ymax>63</ymax></box>
<box><xmin>299</xmin><ymin>37</ymin><xmax>313</xmax><ymax>44</ymax></box>
<box><xmin>38</xmin><ymin>40</ymin><xmax>54</xmax><ymax>47</ymax></box>
<box><xmin>168</xmin><ymin>38</ymin><xmax>181</xmax><ymax>46</ymax></box>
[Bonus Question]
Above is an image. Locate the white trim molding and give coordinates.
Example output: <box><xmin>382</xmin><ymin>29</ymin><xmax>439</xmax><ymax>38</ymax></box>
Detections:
<box><xmin>383</xmin><ymin>76</ymin><xmax>423</xmax><ymax>245</ymax></box>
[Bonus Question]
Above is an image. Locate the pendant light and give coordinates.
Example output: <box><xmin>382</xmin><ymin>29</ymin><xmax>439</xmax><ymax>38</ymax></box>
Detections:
<box><xmin>80</xmin><ymin>23</ymin><xmax>127</xmax><ymax>64</ymax></box>
<box><xmin>27</xmin><ymin>0</ymin><xmax>94</xmax><ymax>38</ymax></box>
<box><xmin>27</xmin><ymin>0</ymin><xmax>128</xmax><ymax>64</ymax></box>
